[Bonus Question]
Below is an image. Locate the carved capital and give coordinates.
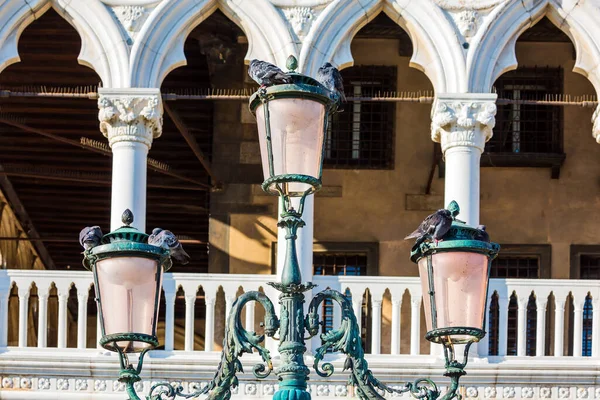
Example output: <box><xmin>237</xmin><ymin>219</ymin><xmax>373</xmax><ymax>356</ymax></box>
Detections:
<box><xmin>431</xmin><ymin>94</ymin><xmax>497</xmax><ymax>153</ymax></box>
<box><xmin>592</xmin><ymin>104</ymin><xmax>600</xmax><ymax>143</ymax></box>
<box><xmin>98</xmin><ymin>88</ymin><xmax>163</xmax><ymax>148</ymax></box>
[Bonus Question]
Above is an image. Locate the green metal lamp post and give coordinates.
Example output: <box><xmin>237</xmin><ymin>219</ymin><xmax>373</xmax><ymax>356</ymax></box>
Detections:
<box><xmin>82</xmin><ymin>56</ymin><xmax>499</xmax><ymax>400</ymax></box>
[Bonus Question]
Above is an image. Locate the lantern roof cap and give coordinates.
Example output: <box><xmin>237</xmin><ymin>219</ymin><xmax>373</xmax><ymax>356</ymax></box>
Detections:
<box><xmin>410</xmin><ymin>201</ymin><xmax>500</xmax><ymax>262</ymax></box>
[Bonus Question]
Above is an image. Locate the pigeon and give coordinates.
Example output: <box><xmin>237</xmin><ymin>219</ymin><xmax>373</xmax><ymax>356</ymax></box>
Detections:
<box><xmin>248</xmin><ymin>59</ymin><xmax>292</xmax><ymax>87</ymax></box>
<box><xmin>316</xmin><ymin>62</ymin><xmax>346</xmax><ymax>104</ymax></box>
<box><xmin>405</xmin><ymin>209</ymin><xmax>453</xmax><ymax>244</ymax></box>
<box><xmin>148</xmin><ymin>228</ymin><xmax>190</xmax><ymax>265</ymax></box>
<box><xmin>474</xmin><ymin>224</ymin><xmax>490</xmax><ymax>242</ymax></box>
<box><xmin>79</xmin><ymin>226</ymin><xmax>103</xmax><ymax>250</ymax></box>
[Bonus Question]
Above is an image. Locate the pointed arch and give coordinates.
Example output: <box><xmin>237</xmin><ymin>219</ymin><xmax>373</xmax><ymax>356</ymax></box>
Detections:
<box><xmin>130</xmin><ymin>0</ymin><xmax>296</xmax><ymax>87</ymax></box>
<box><xmin>300</xmin><ymin>0</ymin><xmax>466</xmax><ymax>92</ymax></box>
<box><xmin>0</xmin><ymin>0</ymin><xmax>129</xmax><ymax>87</ymax></box>
<box><xmin>468</xmin><ymin>0</ymin><xmax>600</xmax><ymax>95</ymax></box>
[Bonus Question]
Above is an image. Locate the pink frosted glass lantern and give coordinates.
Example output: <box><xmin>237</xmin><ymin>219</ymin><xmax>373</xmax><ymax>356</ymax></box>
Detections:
<box><xmin>411</xmin><ymin>218</ymin><xmax>499</xmax><ymax>345</ymax></box>
<box><xmin>249</xmin><ymin>56</ymin><xmax>336</xmax><ymax>198</ymax></box>
<box><xmin>83</xmin><ymin>211</ymin><xmax>172</xmax><ymax>353</ymax></box>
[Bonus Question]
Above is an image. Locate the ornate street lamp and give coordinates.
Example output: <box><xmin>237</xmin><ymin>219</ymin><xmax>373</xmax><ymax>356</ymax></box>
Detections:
<box><xmin>84</xmin><ymin>56</ymin><xmax>499</xmax><ymax>400</ymax></box>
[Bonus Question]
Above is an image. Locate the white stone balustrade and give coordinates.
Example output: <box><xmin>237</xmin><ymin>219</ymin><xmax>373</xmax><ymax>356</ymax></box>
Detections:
<box><xmin>1</xmin><ymin>270</ymin><xmax>600</xmax><ymax>399</ymax></box>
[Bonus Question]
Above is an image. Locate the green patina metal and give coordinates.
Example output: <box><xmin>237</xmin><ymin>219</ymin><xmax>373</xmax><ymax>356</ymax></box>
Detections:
<box><xmin>87</xmin><ymin>58</ymin><xmax>497</xmax><ymax>400</ymax></box>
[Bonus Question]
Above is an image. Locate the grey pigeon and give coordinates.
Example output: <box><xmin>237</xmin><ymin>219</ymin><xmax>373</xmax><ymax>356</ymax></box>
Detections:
<box><xmin>148</xmin><ymin>228</ymin><xmax>190</xmax><ymax>265</ymax></box>
<box><xmin>79</xmin><ymin>226</ymin><xmax>103</xmax><ymax>250</ymax></box>
<box><xmin>248</xmin><ymin>59</ymin><xmax>292</xmax><ymax>87</ymax></box>
<box><xmin>474</xmin><ymin>224</ymin><xmax>490</xmax><ymax>242</ymax></box>
<box><xmin>316</xmin><ymin>62</ymin><xmax>346</xmax><ymax>103</ymax></box>
<box><xmin>405</xmin><ymin>209</ymin><xmax>453</xmax><ymax>244</ymax></box>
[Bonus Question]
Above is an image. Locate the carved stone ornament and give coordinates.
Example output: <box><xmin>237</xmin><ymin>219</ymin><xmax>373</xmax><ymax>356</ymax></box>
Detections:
<box><xmin>282</xmin><ymin>7</ymin><xmax>316</xmax><ymax>39</ymax></box>
<box><xmin>98</xmin><ymin>89</ymin><xmax>163</xmax><ymax>148</ymax></box>
<box><xmin>592</xmin><ymin>104</ymin><xmax>600</xmax><ymax>143</ymax></box>
<box><xmin>435</xmin><ymin>1</ymin><xmax>503</xmax><ymax>42</ymax></box>
<box><xmin>432</xmin><ymin>0</ymin><xmax>503</xmax><ymax>9</ymax></box>
<box><xmin>431</xmin><ymin>97</ymin><xmax>497</xmax><ymax>153</ymax></box>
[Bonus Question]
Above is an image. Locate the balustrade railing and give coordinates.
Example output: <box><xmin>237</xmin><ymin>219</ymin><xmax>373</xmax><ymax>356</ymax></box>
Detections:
<box><xmin>1</xmin><ymin>270</ymin><xmax>599</xmax><ymax>359</ymax></box>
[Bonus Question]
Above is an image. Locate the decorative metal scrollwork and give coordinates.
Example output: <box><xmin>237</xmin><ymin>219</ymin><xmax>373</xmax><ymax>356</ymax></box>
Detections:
<box><xmin>118</xmin><ymin>291</ymin><xmax>278</xmax><ymax>400</ymax></box>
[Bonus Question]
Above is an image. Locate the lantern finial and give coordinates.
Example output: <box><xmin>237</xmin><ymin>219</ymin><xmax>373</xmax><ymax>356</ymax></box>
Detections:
<box><xmin>286</xmin><ymin>55</ymin><xmax>298</xmax><ymax>72</ymax></box>
<box><xmin>122</xmin><ymin>209</ymin><xmax>134</xmax><ymax>226</ymax></box>
<box><xmin>447</xmin><ymin>200</ymin><xmax>460</xmax><ymax>218</ymax></box>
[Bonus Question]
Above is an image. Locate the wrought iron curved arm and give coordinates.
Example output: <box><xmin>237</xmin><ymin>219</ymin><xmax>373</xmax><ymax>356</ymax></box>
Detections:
<box><xmin>306</xmin><ymin>289</ymin><xmax>466</xmax><ymax>400</ymax></box>
<box><xmin>119</xmin><ymin>291</ymin><xmax>279</xmax><ymax>400</ymax></box>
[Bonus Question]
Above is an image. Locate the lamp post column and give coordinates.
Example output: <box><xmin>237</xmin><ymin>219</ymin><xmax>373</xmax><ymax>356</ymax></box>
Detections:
<box><xmin>98</xmin><ymin>89</ymin><xmax>163</xmax><ymax>232</ymax></box>
<box><xmin>431</xmin><ymin>94</ymin><xmax>497</xmax><ymax>226</ymax></box>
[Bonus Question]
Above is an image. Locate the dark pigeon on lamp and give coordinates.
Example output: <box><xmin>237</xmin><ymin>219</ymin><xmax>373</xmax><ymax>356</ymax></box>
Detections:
<box><xmin>316</xmin><ymin>62</ymin><xmax>346</xmax><ymax>106</ymax></box>
<box><xmin>148</xmin><ymin>228</ymin><xmax>190</xmax><ymax>265</ymax></box>
<box><xmin>248</xmin><ymin>59</ymin><xmax>292</xmax><ymax>87</ymax></box>
<box><xmin>79</xmin><ymin>226</ymin><xmax>103</xmax><ymax>250</ymax></box>
<box><xmin>474</xmin><ymin>224</ymin><xmax>490</xmax><ymax>242</ymax></box>
<box><xmin>405</xmin><ymin>208</ymin><xmax>453</xmax><ymax>245</ymax></box>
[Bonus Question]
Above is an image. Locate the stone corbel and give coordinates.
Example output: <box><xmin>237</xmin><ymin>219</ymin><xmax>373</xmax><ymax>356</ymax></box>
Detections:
<box><xmin>97</xmin><ymin>88</ymin><xmax>163</xmax><ymax>148</ymax></box>
<box><xmin>431</xmin><ymin>93</ymin><xmax>497</xmax><ymax>153</ymax></box>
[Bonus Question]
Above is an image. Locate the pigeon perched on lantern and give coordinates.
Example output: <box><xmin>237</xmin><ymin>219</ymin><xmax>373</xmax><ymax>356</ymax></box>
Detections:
<box><xmin>248</xmin><ymin>59</ymin><xmax>292</xmax><ymax>87</ymax></box>
<box><xmin>317</xmin><ymin>62</ymin><xmax>346</xmax><ymax>107</ymax></box>
<box><xmin>404</xmin><ymin>201</ymin><xmax>461</xmax><ymax>245</ymax></box>
<box><xmin>79</xmin><ymin>225</ymin><xmax>103</xmax><ymax>250</ymax></box>
<box><xmin>148</xmin><ymin>228</ymin><xmax>190</xmax><ymax>265</ymax></box>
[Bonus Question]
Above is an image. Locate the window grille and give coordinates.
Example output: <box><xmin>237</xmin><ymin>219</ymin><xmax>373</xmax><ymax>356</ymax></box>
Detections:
<box><xmin>313</xmin><ymin>252</ymin><xmax>369</xmax><ymax>351</ymax></box>
<box><xmin>325</xmin><ymin>66</ymin><xmax>396</xmax><ymax>169</ymax></box>
<box><xmin>488</xmin><ymin>255</ymin><xmax>540</xmax><ymax>356</ymax></box>
<box><xmin>579</xmin><ymin>255</ymin><xmax>600</xmax><ymax>356</ymax></box>
<box><xmin>489</xmin><ymin>67</ymin><xmax>563</xmax><ymax>154</ymax></box>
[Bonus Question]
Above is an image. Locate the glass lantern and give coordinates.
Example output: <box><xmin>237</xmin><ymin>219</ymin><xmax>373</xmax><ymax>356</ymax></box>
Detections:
<box><xmin>249</xmin><ymin>56</ymin><xmax>336</xmax><ymax>198</ymax></box>
<box><xmin>411</xmin><ymin>220</ymin><xmax>500</xmax><ymax>345</ymax></box>
<box><xmin>83</xmin><ymin>211</ymin><xmax>172</xmax><ymax>353</ymax></box>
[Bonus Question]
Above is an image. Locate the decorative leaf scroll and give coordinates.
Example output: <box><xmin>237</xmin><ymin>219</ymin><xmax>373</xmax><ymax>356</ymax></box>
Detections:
<box><xmin>143</xmin><ymin>291</ymin><xmax>278</xmax><ymax>400</ymax></box>
<box><xmin>306</xmin><ymin>289</ymin><xmax>448</xmax><ymax>400</ymax></box>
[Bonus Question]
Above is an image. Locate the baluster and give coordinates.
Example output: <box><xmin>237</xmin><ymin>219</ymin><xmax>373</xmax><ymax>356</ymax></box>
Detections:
<box><xmin>205</xmin><ymin>295</ymin><xmax>216</xmax><ymax>351</ymax></box>
<box><xmin>410</xmin><ymin>296</ymin><xmax>421</xmax><ymax>356</ymax></box>
<box><xmin>164</xmin><ymin>290</ymin><xmax>176</xmax><ymax>352</ymax></box>
<box><xmin>370</xmin><ymin>299</ymin><xmax>382</xmax><ymax>355</ymax></box>
<box><xmin>573</xmin><ymin>298</ymin><xmax>584</xmax><ymax>358</ymax></box>
<box><xmin>498</xmin><ymin>297</ymin><xmax>509</xmax><ymax>356</ymax></box>
<box><xmin>225</xmin><ymin>294</ymin><xmax>235</xmax><ymax>321</ymax></box>
<box><xmin>184</xmin><ymin>292</ymin><xmax>196</xmax><ymax>352</ymax></box>
<box><xmin>478</xmin><ymin>294</ymin><xmax>494</xmax><ymax>357</ymax></box>
<box><xmin>536</xmin><ymin>298</ymin><xmax>548</xmax><ymax>357</ymax></box>
<box><xmin>77</xmin><ymin>291</ymin><xmax>88</xmax><ymax>349</ymax></box>
<box><xmin>18</xmin><ymin>290</ymin><xmax>29</xmax><ymax>347</ymax></box>
<box><xmin>352</xmin><ymin>296</ymin><xmax>363</xmax><ymax>334</ymax></box>
<box><xmin>37</xmin><ymin>292</ymin><xmax>48</xmax><ymax>348</ymax></box>
<box><xmin>0</xmin><ymin>288</ymin><xmax>8</xmax><ymax>347</ymax></box>
<box><xmin>57</xmin><ymin>291</ymin><xmax>68</xmax><ymax>348</ymax></box>
<box><xmin>517</xmin><ymin>297</ymin><xmax>528</xmax><ymax>356</ymax></box>
<box><xmin>593</xmin><ymin>299</ymin><xmax>600</xmax><ymax>357</ymax></box>
<box><xmin>245</xmin><ymin>301</ymin><xmax>255</xmax><ymax>332</ymax></box>
<box><xmin>391</xmin><ymin>296</ymin><xmax>402</xmax><ymax>355</ymax></box>
<box><xmin>554</xmin><ymin>298</ymin><xmax>566</xmax><ymax>357</ymax></box>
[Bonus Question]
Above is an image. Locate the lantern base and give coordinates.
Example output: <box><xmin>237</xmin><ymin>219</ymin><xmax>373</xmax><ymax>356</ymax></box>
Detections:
<box><xmin>262</xmin><ymin>174</ymin><xmax>322</xmax><ymax>197</ymax></box>
<box><xmin>100</xmin><ymin>332</ymin><xmax>159</xmax><ymax>353</ymax></box>
<box><xmin>425</xmin><ymin>327</ymin><xmax>485</xmax><ymax>344</ymax></box>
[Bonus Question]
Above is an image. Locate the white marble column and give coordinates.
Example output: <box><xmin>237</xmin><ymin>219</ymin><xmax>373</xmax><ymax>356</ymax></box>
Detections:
<box><xmin>57</xmin><ymin>293</ymin><xmax>68</xmax><ymax>349</ymax></box>
<box><xmin>573</xmin><ymin>299</ymin><xmax>584</xmax><ymax>357</ymax></box>
<box><xmin>536</xmin><ymin>298</ymin><xmax>547</xmax><ymax>357</ymax></box>
<box><xmin>18</xmin><ymin>292</ymin><xmax>29</xmax><ymax>347</ymax></box>
<box><xmin>431</xmin><ymin>94</ymin><xmax>497</xmax><ymax>226</ymax></box>
<box><xmin>554</xmin><ymin>299</ymin><xmax>566</xmax><ymax>357</ymax></box>
<box><xmin>370</xmin><ymin>299</ymin><xmax>382</xmax><ymax>355</ymax></box>
<box><xmin>184</xmin><ymin>293</ymin><xmax>196</xmax><ymax>352</ymax></box>
<box><xmin>410</xmin><ymin>296</ymin><xmax>421</xmax><ymax>355</ymax></box>
<box><xmin>0</xmin><ymin>278</ymin><xmax>10</xmax><ymax>347</ymax></box>
<box><xmin>390</xmin><ymin>297</ymin><xmax>402</xmax><ymax>355</ymax></box>
<box><xmin>204</xmin><ymin>296</ymin><xmax>216</xmax><ymax>351</ymax></box>
<box><xmin>98</xmin><ymin>88</ymin><xmax>163</xmax><ymax>232</ymax></box>
<box><xmin>76</xmin><ymin>292</ymin><xmax>88</xmax><ymax>349</ymax></box>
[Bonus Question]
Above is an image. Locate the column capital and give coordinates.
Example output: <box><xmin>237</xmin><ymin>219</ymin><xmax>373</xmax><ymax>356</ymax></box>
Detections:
<box><xmin>593</xmin><ymin>104</ymin><xmax>600</xmax><ymax>143</ymax></box>
<box><xmin>97</xmin><ymin>88</ymin><xmax>163</xmax><ymax>148</ymax></box>
<box><xmin>431</xmin><ymin>93</ymin><xmax>497</xmax><ymax>153</ymax></box>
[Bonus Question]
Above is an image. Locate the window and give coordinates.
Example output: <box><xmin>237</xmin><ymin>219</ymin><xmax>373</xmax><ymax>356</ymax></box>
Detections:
<box><xmin>487</xmin><ymin>245</ymin><xmax>550</xmax><ymax>356</ymax></box>
<box><xmin>571</xmin><ymin>246</ymin><xmax>600</xmax><ymax>357</ymax></box>
<box><xmin>325</xmin><ymin>66</ymin><xmax>396</xmax><ymax>169</ymax></box>
<box><xmin>311</xmin><ymin>243</ymin><xmax>378</xmax><ymax>352</ymax></box>
<box><xmin>485</xmin><ymin>67</ymin><xmax>565</xmax><ymax>178</ymax></box>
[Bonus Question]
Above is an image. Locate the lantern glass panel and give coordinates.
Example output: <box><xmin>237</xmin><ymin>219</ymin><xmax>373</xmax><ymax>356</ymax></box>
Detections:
<box><xmin>256</xmin><ymin>97</ymin><xmax>326</xmax><ymax>194</ymax></box>
<box><xmin>96</xmin><ymin>257</ymin><xmax>162</xmax><ymax>351</ymax></box>
<box><xmin>418</xmin><ymin>252</ymin><xmax>489</xmax><ymax>338</ymax></box>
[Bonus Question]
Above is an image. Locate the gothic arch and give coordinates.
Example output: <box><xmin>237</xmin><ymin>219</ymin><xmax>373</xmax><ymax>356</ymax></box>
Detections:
<box><xmin>468</xmin><ymin>0</ymin><xmax>600</xmax><ymax>94</ymax></box>
<box><xmin>300</xmin><ymin>0</ymin><xmax>466</xmax><ymax>92</ymax></box>
<box><xmin>130</xmin><ymin>0</ymin><xmax>296</xmax><ymax>88</ymax></box>
<box><xmin>0</xmin><ymin>0</ymin><xmax>129</xmax><ymax>87</ymax></box>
